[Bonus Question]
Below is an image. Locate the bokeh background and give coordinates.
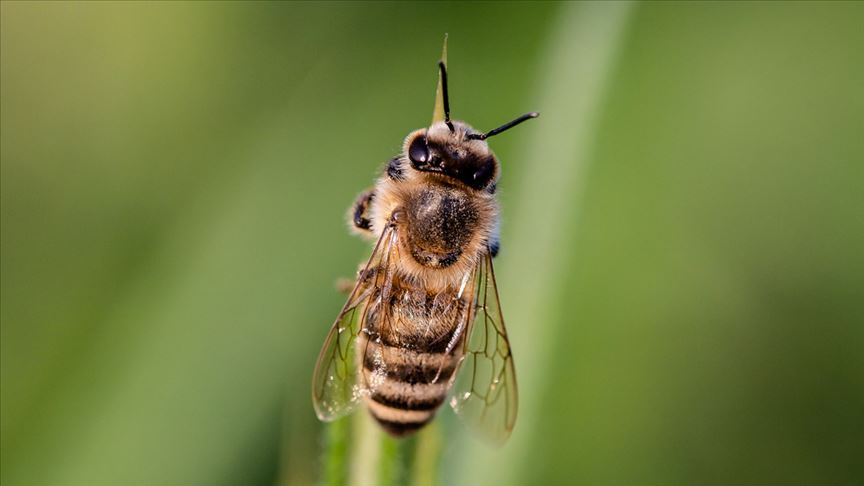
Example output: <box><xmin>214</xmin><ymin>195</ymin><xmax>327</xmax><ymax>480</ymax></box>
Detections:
<box><xmin>2</xmin><ymin>2</ymin><xmax>862</xmax><ymax>485</ymax></box>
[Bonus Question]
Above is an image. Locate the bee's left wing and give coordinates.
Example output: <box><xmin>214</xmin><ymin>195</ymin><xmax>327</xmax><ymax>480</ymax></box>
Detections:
<box><xmin>312</xmin><ymin>224</ymin><xmax>398</xmax><ymax>421</ymax></box>
<box><xmin>449</xmin><ymin>251</ymin><xmax>518</xmax><ymax>444</ymax></box>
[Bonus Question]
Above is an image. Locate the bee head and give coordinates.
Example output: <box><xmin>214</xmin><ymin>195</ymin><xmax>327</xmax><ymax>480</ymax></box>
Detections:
<box><xmin>404</xmin><ymin>122</ymin><xmax>497</xmax><ymax>190</ymax></box>
<box><xmin>403</xmin><ymin>61</ymin><xmax>539</xmax><ymax>191</ymax></box>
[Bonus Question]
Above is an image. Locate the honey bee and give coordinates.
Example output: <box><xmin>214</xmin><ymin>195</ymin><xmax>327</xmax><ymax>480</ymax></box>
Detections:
<box><xmin>312</xmin><ymin>58</ymin><xmax>537</xmax><ymax>443</ymax></box>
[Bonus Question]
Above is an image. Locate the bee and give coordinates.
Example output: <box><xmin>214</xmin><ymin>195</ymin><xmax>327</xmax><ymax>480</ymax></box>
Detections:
<box><xmin>312</xmin><ymin>58</ymin><xmax>538</xmax><ymax>443</ymax></box>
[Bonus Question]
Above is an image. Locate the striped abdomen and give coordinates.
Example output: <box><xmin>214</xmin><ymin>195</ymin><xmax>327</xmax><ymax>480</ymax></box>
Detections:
<box><xmin>357</xmin><ymin>284</ymin><xmax>469</xmax><ymax>436</ymax></box>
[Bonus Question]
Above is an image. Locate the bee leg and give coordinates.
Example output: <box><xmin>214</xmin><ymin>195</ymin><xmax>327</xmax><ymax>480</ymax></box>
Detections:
<box><xmin>335</xmin><ymin>277</ymin><xmax>355</xmax><ymax>294</ymax></box>
<box><xmin>335</xmin><ymin>264</ymin><xmax>378</xmax><ymax>295</ymax></box>
<box><xmin>349</xmin><ymin>189</ymin><xmax>375</xmax><ymax>233</ymax></box>
<box><xmin>486</xmin><ymin>181</ymin><xmax>500</xmax><ymax>258</ymax></box>
<box><xmin>385</xmin><ymin>156</ymin><xmax>405</xmax><ymax>181</ymax></box>
<box><xmin>489</xmin><ymin>239</ymin><xmax>500</xmax><ymax>258</ymax></box>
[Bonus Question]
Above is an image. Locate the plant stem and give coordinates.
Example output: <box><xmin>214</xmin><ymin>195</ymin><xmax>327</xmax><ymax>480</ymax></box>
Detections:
<box><xmin>409</xmin><ymin>422</ymin><xmax>442</xmax><ymax>486</ymax></box>
<box><xmin>348</xmin><ymin>412</ymin><xmax>380</xmax><ymax>486</ymax></box>
<box><xmin>320</xmin><ymin>415</ymin><xmax>442</xmax><ymax>486</ymax></box>
<box><xmin>320</xmin><ymin>417</ymin><xmax>350</xmax><ymax>486</ymax></box>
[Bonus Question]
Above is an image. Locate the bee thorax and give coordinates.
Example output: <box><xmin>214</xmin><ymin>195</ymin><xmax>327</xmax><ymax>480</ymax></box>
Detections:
<box><xmin>404</xmin><ymin>188</ymin><xmax>478</xmax><ymax>268</ymax></box>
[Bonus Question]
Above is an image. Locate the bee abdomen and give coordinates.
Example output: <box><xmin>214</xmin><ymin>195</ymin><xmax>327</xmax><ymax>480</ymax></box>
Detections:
<box><xmin>365</xmin><ymin>381</ymin><xmax>448</xmax><ymax>437</ymax></box>
<box><xmin>358</xmin><ymin>334</ymin><xmax>459</xmax><ymax>437</ymax></box>
<box><xmin>362</xmin><ymin>349</ymin><xmax>458</xmax><ymax>385</ymax></box>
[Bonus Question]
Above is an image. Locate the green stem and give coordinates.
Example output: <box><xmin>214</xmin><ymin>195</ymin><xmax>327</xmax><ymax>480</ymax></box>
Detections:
<box><xmin>320</xmin><ymin>417</ymin><xmax>350</xmax><ymax>486</ymax></box>
<box><xmin>319</xmin><ymin>415</ymin><xmax>442</xmax><ymax>486</ymax></box>
<box><xmin>348</xmin><ymin>412</ymin><xmax>379</xmax><ymax>486</ymax></box>
<box><xmin>409</xmin><ymin>423</ymin><xmax>442</xmax><ymax>486</ymax></box>
<box><xmin>377</xmin><ymin>434</ymin><xmax>407</xmax><ymax>486</ymax></box>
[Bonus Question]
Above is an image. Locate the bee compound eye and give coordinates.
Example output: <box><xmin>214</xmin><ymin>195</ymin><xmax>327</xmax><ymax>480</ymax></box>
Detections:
<box><xmin>471</xmin><ymin>158</ymin><xmax>496</xmax><ymax>188</ymax></box>
<box><xmin>408</xmin><ymin>136</ymin><xmax>430</xmax><ymax>166</ymax></box>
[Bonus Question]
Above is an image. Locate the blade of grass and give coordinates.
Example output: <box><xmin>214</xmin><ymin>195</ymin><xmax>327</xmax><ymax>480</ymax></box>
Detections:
<box><xmin>319</xmin><ymin>417</ymin><xmax>351</xmax><ymax>486</ymax></box>
<box><xmin>409</xmin><ymin>423</ymin><xmax>442</xmax><ymax>486</ymax></box>
<box><xmin>377</xmin><ymin>433</ymin><xmax>417</xmax><ymax>486</ymax></box>
<box><xmin>432</xmin><ymin>34</ymin><xmax>448</xmax><ymax>124</ymax></box>
<box><xmin>347</xmin><ymin>412</ymin><xmax>381</xmax><ymax>486</ymax></box>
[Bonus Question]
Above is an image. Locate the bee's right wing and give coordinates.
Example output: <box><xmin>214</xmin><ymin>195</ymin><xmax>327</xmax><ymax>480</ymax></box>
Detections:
<box><xmin>311</xmin><ymin>224</ymin><xmax>399</xmax><ymax>421</ymax></box>
<box><xmin>449</xmin><ymin>250</ymin><xmax>518</xmax><ymax>444</ymax></box>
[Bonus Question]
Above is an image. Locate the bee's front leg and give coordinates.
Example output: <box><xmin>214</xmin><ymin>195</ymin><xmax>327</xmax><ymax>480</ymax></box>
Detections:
<box><xmin>335</xmin><ymin>265</ymin><xmax>378</xmax><ymax>295</ymax></box>
<box><xmin>335</xmin><ymin>277</ymin><xmax>355</xmax><ymax>294</ymax></box>
<box><xmin>348</xmin><ymin>188</ymin><xmax>375</xmax><ymax>235</ymax></box>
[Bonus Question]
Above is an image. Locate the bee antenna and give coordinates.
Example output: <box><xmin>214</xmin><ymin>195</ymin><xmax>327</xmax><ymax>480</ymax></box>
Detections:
<box><xmin>466</xmin><ymin>112</ymin><xmax>540</xmax><ymax>141</ymax></box>
<box><xmin>438</xmin><ymin>61</ymin><xmax>455</xmax><ymax>133</ymax></box>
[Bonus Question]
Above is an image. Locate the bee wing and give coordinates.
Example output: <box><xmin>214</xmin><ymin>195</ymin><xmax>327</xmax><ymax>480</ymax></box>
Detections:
<box><xmin>312</xmin><ymin>224</ymin><xmax>399</xmax><ymax>421</ymax></box>
<box><xmin>449</xmin><ymin>251</ymin><xmax>518</xmax><ymax>444</ymax></box>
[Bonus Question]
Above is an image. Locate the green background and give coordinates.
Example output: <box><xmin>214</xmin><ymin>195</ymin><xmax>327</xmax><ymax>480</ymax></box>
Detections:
<box><xmin>2</xmin><ymin>2</ymin><xmax>862</xmax><ymax>485</ymax></box>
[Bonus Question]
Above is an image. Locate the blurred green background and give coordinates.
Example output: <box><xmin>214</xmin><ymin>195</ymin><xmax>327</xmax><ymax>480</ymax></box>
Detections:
<box><xmin>2</xmin><ymin>2</ymin><xmax>863</xmax><ymax>485</ymax></box>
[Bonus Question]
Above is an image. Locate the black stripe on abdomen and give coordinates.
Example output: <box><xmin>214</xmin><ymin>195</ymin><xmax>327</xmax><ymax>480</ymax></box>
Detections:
<box><xmin>370</xmin><ymin>390</ymin><xmax>445</xmax><ymax>411</ymax></box>
<box><xmin>364</xmin><ymin>388</ymin><xmax>440</xmax><ymax>437</ymax></box>
<box><xmin>362</xmin><ymin>349</ymin><xmax>457</xmax><ymax>385</ymax></box>
<box><xmin>371</xmin><ymin>414</ymin><xmax>433</xmax><ymax>437</ymax></box>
